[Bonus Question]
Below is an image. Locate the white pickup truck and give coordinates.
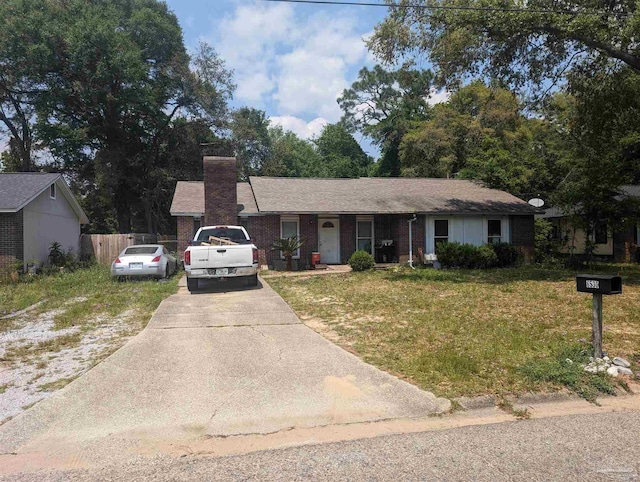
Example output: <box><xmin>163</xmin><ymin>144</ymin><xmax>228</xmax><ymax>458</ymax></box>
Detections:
<box><xmin>183</xmin><ymin>225</ymin><xmax>259</xmax><ymax>292</ymax></box>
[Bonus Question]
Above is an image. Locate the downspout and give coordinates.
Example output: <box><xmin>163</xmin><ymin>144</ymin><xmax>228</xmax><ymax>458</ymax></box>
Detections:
<box><xmin>408</xmin><ymin>214</ymin><xmax>417</xmax><ymax>269</ymax></box>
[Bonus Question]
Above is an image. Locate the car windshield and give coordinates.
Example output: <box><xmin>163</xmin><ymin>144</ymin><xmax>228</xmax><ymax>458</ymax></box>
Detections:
<box><xmin>196</xmin><ymin>228</ymin><xmax>249</xmax><ymax>244</ymax></box>
<box><xmin>124</xmin><ymin>247</ymin><xmax>159</xmax><ymax>255</ymax></box>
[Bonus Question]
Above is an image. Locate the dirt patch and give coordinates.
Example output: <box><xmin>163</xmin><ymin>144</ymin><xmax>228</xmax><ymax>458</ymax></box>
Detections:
<box><xmin>0</xmin><ymin>304</ymin><xmax>136</xmax><ymax>424</ymax></box>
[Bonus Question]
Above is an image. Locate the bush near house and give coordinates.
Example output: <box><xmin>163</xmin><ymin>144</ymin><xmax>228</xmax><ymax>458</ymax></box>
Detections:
<box><xmin>348</xmin><ymin>250</ymin><xmax>375</xmax><ymax>271</ymax></box>
<box><xmin>435</xmin><ymin>242</ymin><xmax>519</xmax><ymax>269</ymax></box>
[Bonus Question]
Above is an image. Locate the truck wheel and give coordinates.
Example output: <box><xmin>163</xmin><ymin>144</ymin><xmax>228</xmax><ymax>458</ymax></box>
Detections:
<box><xmin>187</xmin><ymin>277</ymin><xmax>198</xmax><ymax>292</ymax></box>
<box><xmin>247</xmin><ymin>274</ymin><xmax>258</xmax><ymax>287</ymax></box>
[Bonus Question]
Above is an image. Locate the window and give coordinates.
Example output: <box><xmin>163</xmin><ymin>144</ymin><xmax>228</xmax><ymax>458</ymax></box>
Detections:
<box><xmin>124</xmin><ymin>246</ymin><xmax>159</xmax><ymax>255</ymax></box>
<box><xmin>356</xmin><ymin>219</ymin><xmax>374</xmax><ymax>254</ymax></box>
<box><xmin>322</xmin><ymin>221</ymin><xmax>335</xmax><ymax>228</ymax></box>
<box><xmin>488</xmin><ymin>220</ymin><xmax>502</xmax><ymax>244</ymax></box>
<box><xmin>434</xmin><ymin>219</ymin><xmax>449</xmax><ymax>246</ymax></box>
<box><xmin>594</xmin><ymin>222</ymin><xmax>608</xmax><ymax>244</ymax></box>
<box><xmin>281</xmin><ymin>217</ymin><xmax>300</xmax><ymax>258</ymax></box>
<box><xmin>49</xmin><ymin>183</ymin><xmax>56</xmax><ymax>199</ymax></box>
<box><xmin>196</xmin><ymin>227</ymin><xmax>250</xmax><ymax>244</ymax></box>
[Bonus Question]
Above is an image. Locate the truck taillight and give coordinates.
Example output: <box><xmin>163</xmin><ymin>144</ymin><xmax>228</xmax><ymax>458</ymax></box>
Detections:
<box><xmin>151</xmin><ymin>256</ymin><xmax>161</xmax><ymax>262</ymax></box>
<box><xmin>184</xmin><ymin>250</ymin><xmax>191</xmax><ymax>266</ymax></box>
<box><xmin>252</xmin><ymin>248</ymin><xmax>258</xmax><ymax>264</ymax></box>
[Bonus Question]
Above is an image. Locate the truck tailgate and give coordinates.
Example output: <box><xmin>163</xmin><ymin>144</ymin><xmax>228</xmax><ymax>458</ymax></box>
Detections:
<box><xmin>190</xmin><ymin>245</ymin><xmax>253</xmax><ymax>269</ymax></box>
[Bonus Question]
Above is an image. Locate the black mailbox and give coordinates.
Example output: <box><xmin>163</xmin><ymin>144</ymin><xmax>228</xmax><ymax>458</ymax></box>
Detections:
<box><xmin>576</xmin><ymin>274</ymin><xmax>622</xmax><ymax>295</ymax></box>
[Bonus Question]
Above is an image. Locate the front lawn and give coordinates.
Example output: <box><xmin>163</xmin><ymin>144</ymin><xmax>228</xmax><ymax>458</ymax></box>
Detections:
<box><xmin>0</xmin><ymin>265</ymin><xmax>179</xmax><ymax>423</ymax></box>
<box><xmin>268</xmin><ymin>265</ymin><xmax>640</xmax><ymax>399</ymax></box>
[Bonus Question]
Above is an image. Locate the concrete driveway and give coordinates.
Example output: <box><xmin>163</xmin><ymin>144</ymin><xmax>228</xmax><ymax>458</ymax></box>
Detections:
<box><xmin>0</xmin><ymin>277</ymin><xmax>449</xmax><ymax>472</ymax></box>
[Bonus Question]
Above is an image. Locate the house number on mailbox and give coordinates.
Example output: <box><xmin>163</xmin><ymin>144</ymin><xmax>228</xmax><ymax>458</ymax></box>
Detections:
<box><xmin>586</xmin><ymin>280</ymin><xmax>599</xmax><ymax>289</ymax></box>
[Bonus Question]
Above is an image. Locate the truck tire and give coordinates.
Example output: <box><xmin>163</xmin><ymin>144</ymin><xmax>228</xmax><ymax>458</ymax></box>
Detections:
<box><xmin>247</xmin><ymin>274</ymin><xmax>258</xmax><ymax>287</ymax></box>
<box><xmin>187</xmin><ymin>277</ymin><xmax>199</xmax><ymax>292</ymax></box>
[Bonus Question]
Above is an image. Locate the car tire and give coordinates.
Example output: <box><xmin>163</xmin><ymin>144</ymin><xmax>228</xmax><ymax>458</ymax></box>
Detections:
<box><xmin>247</xmin><ymin>274</ymin><xmax>258</xmax><ymax>287</ymax></box>
<box><xmin>187</xmin><ymin>277</ymin><xmax>198</xmax><ymax>292</ymax></box>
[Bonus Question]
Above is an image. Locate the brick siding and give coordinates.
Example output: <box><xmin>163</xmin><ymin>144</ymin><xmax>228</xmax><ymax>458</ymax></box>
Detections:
<box><xmin>299</xmin><ymin>214</ymin><xmax>318</xmax><ymax>269</ymax></box>
<box><xmin>247</xmin><ymin>215</ymin><xmax>280</xmax><ymax>266</ymax></box>
<box><xmin>510</xmin><ymin>215</ymin><xmax>535</xmax><ymax>263</ymax></box>
<box><xmin>0</xmin><ymin>210</ymin><xmax>24</xmax><ymax>272</ymax></box>
<box><xmin>396</xmin><ymin>214</ymin><xmax>425</xmax><ymax>264</ymax></box>
<box><xmin>613</xmin><ymin>224</ymin><xmax>637</xmax><ymax>262</ymax></box>
<box><xmin>339</xmin><ymin>215</ymin><xmax>356</xmax><ymax>263</ymax></box>
<box><xmin>203</xmin><ymin>156</ymin><xmax>238</xmax><ymax>226</ymax></box>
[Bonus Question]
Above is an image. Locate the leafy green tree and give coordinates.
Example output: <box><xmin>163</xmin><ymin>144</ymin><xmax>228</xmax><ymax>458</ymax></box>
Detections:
<box><xmin>338</xmin><ymin>65</ymin><xmax>433</xmax><ymax>176</ymax></box>
<box><xmin>265</xmin><ymin>126</ymin><xmax>323</xmax><ymax>177</ymax></box>
<box><xmin>369</xmin><ymin>0</ymin><xmax>640</xmax><ymax>98</ymax></box>
<box><xmin>314</xmin><ymin>123</ymin><xmax>373</xmax><ymax>178</ymax></box>
<box><xmin>231</xmin><ymin>108</ymin><xmax>272</xmax><ymax>180</ymax></box>
<box><xmin>33</xmin><ymin>1</ymin><xmax>233</xmax><ymax>232</ymax></box>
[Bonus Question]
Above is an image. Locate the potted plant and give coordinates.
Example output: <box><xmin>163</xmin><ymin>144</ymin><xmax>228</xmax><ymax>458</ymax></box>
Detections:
<box><xmin>272</xmin><ymin>236</ymin><xmax>304</xmax><ymax>271</ymax></box>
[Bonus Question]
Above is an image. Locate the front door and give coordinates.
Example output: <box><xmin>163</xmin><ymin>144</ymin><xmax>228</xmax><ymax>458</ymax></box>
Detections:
<box><xmin>318</xmin><ymin>218</ymin><xmax>340</xmax><ymax>264</ymax></box>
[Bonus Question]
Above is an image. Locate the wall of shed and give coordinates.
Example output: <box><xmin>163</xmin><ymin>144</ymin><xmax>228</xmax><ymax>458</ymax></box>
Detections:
<box><xmin>22</xmin><ymin>187</ymin><xmax>80</xmax><ymax>268</ymax></box>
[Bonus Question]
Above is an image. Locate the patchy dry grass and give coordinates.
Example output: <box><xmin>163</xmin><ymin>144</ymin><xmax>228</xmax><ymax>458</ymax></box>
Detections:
<box><xmin>269</xmin><ymin>264</ymin><xmax>640</xmax><ymax>399</ymax></box>
<box><xmin>0</xmin><ymin>264</ymin><xmax>179</xmax><ymax>423</ymax></box>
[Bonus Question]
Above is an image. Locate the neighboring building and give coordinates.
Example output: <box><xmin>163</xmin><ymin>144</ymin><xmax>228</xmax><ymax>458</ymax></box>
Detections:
<box><xmin>170</xmin><ymin>156</ymin><xmax>537</xmax><ymax>268</ymax></box>
<box><xmin>538</xmin><ymin>186</ymin><xmax>640</xmax><ymax>262</ymax></box>
<box><xmin>0</xmin><ymin>173</ymin><xmax>89</xmax><ymax>272</ymax></box>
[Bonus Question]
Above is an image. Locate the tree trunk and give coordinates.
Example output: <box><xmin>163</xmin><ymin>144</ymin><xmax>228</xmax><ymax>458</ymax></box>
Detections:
<box><xmin>285</xmin><ymin>255</ymin><xmax>292</xmax><ymax>271</ymax></box>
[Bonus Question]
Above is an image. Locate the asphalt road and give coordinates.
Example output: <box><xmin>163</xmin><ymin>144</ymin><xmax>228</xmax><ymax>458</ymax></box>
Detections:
<box><xmin>2</xmin><ymin>410</ymin><xmax>639</xmax><ymax>481</ymax></box>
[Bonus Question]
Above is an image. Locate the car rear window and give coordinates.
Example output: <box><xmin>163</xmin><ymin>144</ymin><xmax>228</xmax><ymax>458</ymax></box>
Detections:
<box><xmin>196</xmin><ymin>228</ymin><xmax>249</xmax><ymax>244</ymax></box>
<box><xmin>124</xmin><ymin>247</ymin><xmax>159</xmax><ymax>255</ymax></box>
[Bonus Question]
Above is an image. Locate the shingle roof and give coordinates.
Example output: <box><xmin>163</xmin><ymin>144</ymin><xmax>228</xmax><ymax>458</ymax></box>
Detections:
<box><xmin>0</xmin><ymin>173</ymin><xmax>61</xmax><ymax>210</ymax></box>
<box><xmin>249</xmin><ymin>177</ymin><xmax>535</xmax><ymax>215</ymax></box>
<box><xmin>169</xmin><ymin>181</ymin><xmax>258</xmax><ymax>215</ymax></box>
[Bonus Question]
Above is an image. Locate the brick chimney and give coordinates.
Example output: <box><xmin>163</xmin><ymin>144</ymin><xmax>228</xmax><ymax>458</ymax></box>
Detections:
<box><xmin>203</xmin><ymin>156</ymin><xmax>238</xmax><ymax>226</ymax></box>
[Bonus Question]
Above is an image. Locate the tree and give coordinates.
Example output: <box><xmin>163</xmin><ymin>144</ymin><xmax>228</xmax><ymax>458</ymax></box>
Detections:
<box><xmin>338</xmin><ymin>65</ymin><xmax>433</xmax><ymax>176</ymax></box>
<box><xmin>265</xmin><ymin>126</ymin><xmax>323</xmax><ymax>177</ymax></box>
<box><xmin>398</xmin><ymin>82</ymin><xmax>565</xmax><ymax>198</ymax></box>
<box><xmin>34</xmin><ymin>1</ymin><xmax>233</xmax><ymax>232</ymax></box>
<box><xmin>314</xmin><ymin>123</ymin><xmax>373</xmax><ymax>178</ymax></box>
<box><xmin>231</xmin><ymin>108</ymin><xmax>272</xmax><ymax>180</ymax></box>
<box><xmin>369</xmin><ymin>0</ymin><xmax>640</xmax><ymax>100</ymax></box>
<box><xmin>0</xmin><ymin>0</ymin><xmax>59</xmax><ymax>171</ymax></box>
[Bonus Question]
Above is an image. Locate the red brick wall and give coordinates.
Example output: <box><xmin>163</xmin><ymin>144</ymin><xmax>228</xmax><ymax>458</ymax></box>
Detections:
<box><xmin>396</xmin><ymin>214</ymin><xmax>425</xmax><ymax>264</ymax></box>
<box><xmin>247</xmin><ymin>215</ymin><xmax>280</xmax><ymax>266</ymax></box>
<box><xmin>0</xmin><ymin>210</ymin><xmax>24</xmax><ymax>272</ymax></box>
<box><xmin>510</xmin><ymin>215</ymin><xmax>535</xmax><ymax>263</ymax></box>
<box><xmin>339</xmin><ymin>215</ymin><xmax>356</xmax><ymax>263</ymax></box>
<box><xmin>203</xmin><ymin>156</ymin><xmax>238</xmax><ymax>226</ymax></box>
<box><xmin>299</xmin><ymin>214</ymin><xmax>318</xmax><ymax>269</ymax></box>
<box><xmin>613</xmin><ymin>224</ymin><xmax>637</xmax><ymax>262</ymax></box>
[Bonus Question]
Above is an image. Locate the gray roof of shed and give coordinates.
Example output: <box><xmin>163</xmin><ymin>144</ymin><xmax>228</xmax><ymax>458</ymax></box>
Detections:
<box><xmin>170</xmin><ymin>181</ymin><xmax>258</xmax><ymax>216</ymax></box>
<box><xmin>0</xmin><ymin>173</ymin><xmax>61</xmax><ymax>210</ymax></box>
<box><xmin>249</xmin><ymin>177</ymin><xmax>535</xmax><ymax>215</ymax></box>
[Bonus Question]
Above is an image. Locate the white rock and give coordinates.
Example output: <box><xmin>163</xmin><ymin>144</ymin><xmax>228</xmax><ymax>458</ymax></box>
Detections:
<box><xmin>613</xmin><ymin>357</ymin><xmax>631</xmax><ymax>368</ymax></box>
<box><xmin>607</xmin><ymin>366</ymin><xmax>619</xmax><ymax>377</ymax></box>
<box><xmin>617</xmin><ymin>367</ymin><xmax>633</xmax><ymax>376</ymax></box>
<box><xmin>565</xmin><ymin>358</ymin><xmax>573</xmax><ymax>364</ymax></box>
<box><xmin>603</xmin><ymin>356</ymin><xmax>610</xmax><ymax>362</ymax></box>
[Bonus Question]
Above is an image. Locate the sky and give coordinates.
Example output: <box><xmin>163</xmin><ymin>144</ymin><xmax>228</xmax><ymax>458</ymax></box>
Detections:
<box><xmin>163</xmin><ymin>0</ymin><xmax>389</xmax><ymax>152</ymax></box>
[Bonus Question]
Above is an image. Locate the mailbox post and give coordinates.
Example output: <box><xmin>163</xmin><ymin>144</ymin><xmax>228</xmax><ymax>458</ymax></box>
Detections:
<box><xmin>576</xmin><ymin>275</ymin><xmax>622</xmax><ymax>358</ymax></box>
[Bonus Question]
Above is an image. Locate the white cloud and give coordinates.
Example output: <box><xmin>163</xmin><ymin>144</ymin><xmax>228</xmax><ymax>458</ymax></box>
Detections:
<box><xmin>269</xmin><ymin>116</ymin><xmax>328</xmax><ymax>139</ymax></box>
<box><xmin>210</xmin><ymin>2</ymin><xmax>368</xmax><ymax>121</ymax></box>
<box><xmin>428</xmin><ymin>88</ymin><xmax>451</xmax><ymax>105</ymax></box>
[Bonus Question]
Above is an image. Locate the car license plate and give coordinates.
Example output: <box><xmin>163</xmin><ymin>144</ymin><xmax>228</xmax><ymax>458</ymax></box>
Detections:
<box><xmin>129</xmin><ymin>262</ymin><xmax>143</xmax><ymax>270</ymax></box>
<box><xmin>215</xmin><ymin>268</ymin><xmax>228</xmax><ymax>276</ymax></box>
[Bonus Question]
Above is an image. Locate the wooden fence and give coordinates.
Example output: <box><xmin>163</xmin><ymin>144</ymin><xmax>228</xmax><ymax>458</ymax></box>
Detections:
<box><xmin>80</xmin><ymin>233</ymin><xmax>158</xmax><ymax>266</ymax></box>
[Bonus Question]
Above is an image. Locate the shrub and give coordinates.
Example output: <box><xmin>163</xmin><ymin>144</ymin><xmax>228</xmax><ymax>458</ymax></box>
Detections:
<box><xmin>348</xmin><ymin>250</ymin><xmax>375</xmax><ymax>271</ymax></box>
<box><xmin>436</xmin><ymin>242</ymin><xmax>518</xmax><ymax>269</ymax></box>
<box><xmin>492</xmin><ymin>242</ymin><xmax>519</xmax><ymax>268</ymax></box>
<box><xmin>476</xmin><ymin>244</ymin><xmax>499</xmax><ymax>268</ymax></box>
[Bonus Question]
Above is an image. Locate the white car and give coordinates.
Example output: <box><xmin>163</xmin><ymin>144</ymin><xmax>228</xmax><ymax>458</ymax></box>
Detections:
<box><xmin>111</xmin><ymin>245</ymin><xmax>177</xmax><ymax>280</ymax></box>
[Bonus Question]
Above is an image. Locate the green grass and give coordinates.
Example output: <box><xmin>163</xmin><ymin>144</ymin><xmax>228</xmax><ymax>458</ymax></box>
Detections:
<box><xmin>268</xmin><ymin>264</ymin><xmax>640</xmax><ymax>399</ymax></box>
<box><xmin>0</xmin><ymin>264</ymin><xmax>179</xmax><ymax>365</ymax></box>
<box><xmin>0</xmin><ymin>264</ymin><xmax>179</xmax><ymax>331</ymax></box>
